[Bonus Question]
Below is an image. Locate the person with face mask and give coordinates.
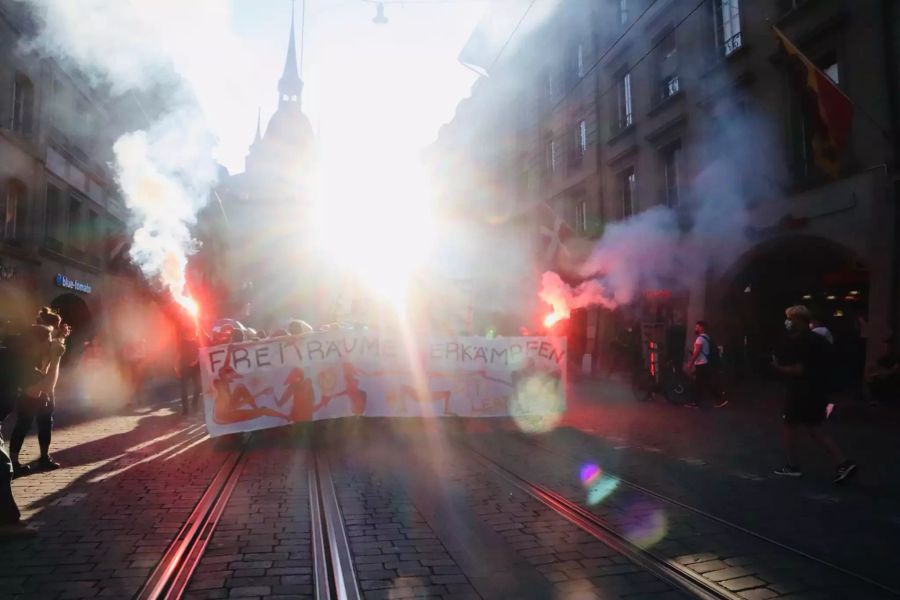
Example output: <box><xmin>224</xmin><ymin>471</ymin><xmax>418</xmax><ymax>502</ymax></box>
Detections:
<box><xmin>771</xmin><ymin>305</ymin><xmax>856</xmax><ymax>483</ymax></box>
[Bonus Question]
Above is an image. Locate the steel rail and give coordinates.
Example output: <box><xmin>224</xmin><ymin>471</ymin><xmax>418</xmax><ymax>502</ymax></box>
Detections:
<box><xmin>310</xmin><ymin>451</ymin><xmax>362</xmax><ymax>600</ymax></box>
<box><xmin>516</xmin><ymin>433</ymin><xmax>900</xmax><ymax>598</ymax></box>
<box><xmin>135</xmin><ymin>436</ymin><xmax>250</xmax><ymax>600</ymax></box>
<box><xmin>465</xmin><ymin>443</ymin><xmax>743</xmax><ymax>600</ymax></box>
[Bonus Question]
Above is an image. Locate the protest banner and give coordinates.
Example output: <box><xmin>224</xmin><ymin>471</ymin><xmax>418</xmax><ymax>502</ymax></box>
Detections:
<box><xmin>199</xmin><ymin>332</ymin><xmax>567</xmax><ymax>437</ymax></box>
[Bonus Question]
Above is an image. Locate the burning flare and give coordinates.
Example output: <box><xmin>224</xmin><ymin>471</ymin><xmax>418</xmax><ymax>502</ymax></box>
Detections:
<box><xmin>543</xmin><ymin>311</ymin><xmax>568</xmax><ymax>328</ymax></box>
<box><xmin>176</xmin><ymin>294</ymin><xmax>200</xmax><ymax>319</ymax></box>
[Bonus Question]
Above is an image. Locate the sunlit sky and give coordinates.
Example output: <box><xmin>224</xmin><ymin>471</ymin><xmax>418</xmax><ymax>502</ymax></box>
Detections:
<box><xmin>224</xmin><ymin>0</ymin><xmax>488</xmax><ymax>175</ymax></box>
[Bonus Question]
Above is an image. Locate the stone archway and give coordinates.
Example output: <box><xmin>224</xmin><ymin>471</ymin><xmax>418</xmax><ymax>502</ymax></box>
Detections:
<box><xmin>712</xmin><ymin>234</ymin><xmax>869</xmax><ymax>383</ymax></box>
<box><xmin>50</xmin><ymin>293</ymin><xmax>94</xmax><ymax>364</ymax></box>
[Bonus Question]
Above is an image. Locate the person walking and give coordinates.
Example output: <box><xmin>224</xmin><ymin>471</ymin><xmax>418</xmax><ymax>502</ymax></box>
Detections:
<box><xmin>685</xmin><ymin>320</ymin><xmax>727</xmax><ymax>408</ymax></box>
<box><xmin>810</xmin><ymin>316</ymin><xmax>834</xmax><ymax>344</ymax></box>
<box><xmin>10</xmin><ymin>308</ymin><xmax>68</xmax><ymax>475</ymax></box>
<box><xmin>772</xmin><ymin>305</ymin><xmax>857</xmax><ymax>483</ymax></box>
<box><xmin>810</xmin><ymin>315</ymin><xmax>837</xmax><ymax>418</ymax></box>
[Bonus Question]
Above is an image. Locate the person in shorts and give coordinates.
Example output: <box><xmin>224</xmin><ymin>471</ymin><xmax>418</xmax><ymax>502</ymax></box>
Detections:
<box><xmin>10</xmin><ymin>309</ymin><xmax>68</xmax><ymax>475</ymax></box>
<box><xmin>771</xmin><ymin>305</ymin><xmax>856</xmax><ymax>483</ymax></box>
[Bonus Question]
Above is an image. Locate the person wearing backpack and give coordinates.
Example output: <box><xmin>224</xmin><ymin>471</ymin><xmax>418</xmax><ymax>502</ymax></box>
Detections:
<box><xmin>685</xmin><ymin>320</ymin><xmax>728</xmax><ymax>408</ymax></box>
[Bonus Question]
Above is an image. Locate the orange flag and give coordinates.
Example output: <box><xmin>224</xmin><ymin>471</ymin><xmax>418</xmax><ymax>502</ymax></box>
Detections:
<box><xmin>773</xmin><ymin>26</ymin><xmax>853</xmax><ymax>178</ymax></box>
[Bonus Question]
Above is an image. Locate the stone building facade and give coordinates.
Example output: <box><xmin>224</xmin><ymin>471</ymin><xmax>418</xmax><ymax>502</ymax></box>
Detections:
<box><xmin>0</xmin><ymin>0</ymin><xmax>141</xmax><ymax>359</ymax></box>
<box><xmin>432</xmin><ymin>0</ymin><xmax>900</xmax><ymax>377</ymax></box>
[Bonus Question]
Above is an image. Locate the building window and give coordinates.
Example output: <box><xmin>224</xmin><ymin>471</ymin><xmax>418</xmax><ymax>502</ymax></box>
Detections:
<box><xmin>618</xmin><ymin>0</ymin><xmax>629</xmax><ymax>26</ymax></box>
<box><xmin>578</xmin><ymin>120</ymin><xmax>588</xmax><ymax>155</ymax></box>
<box><xmin>546</xmin><ymin>138</ymin><xmax>559</xmax><ymax>176</ymax></box>
<box><xmin>11</xmin><ymin>72</ymin><xmax>35</xmax><ymax>137</ymax></box>
<box><xmin>4</xmin><ymin>181</ymin><xmax>27</xmax><ymax>243</ymax></box>
<box><xmin>45</xmin><ymin>185</ymin><xmax>65</xmax><ymax>247</ymax></box>
<box><xmin>68</xmin><ymin>195</ymin><xmax>82</xmax><ymax>251</ymax></box>
<box><xmin>576</xmin><ymin>43</ymin><xmax>586</xmax><ymax>78</ymax></box>
<box><xmin>621</xmin><ymin>168</ymin><xmax>636</xmax><ymax>218</ymax></box>
<box><xmin>574</xmin><ymin>198</ymin><xmax>588</xmax><ymax>233</ymax></box>
<box><xmin>714</xmin><ymin>0</ymin><xmax>742</xmax><ymax>57</ymax></box>
<box><xmin>788</xmin><ymin>52</ymin><xmax>841</xmax><ymax>181</ymax></box>
<box><xmin>617</xmin><ymin>71</ymin><xmax>633</xmax><ymax>130</ymax></box>
<box><xmin>658</xmin><ymin>32</ymin><xmax>680</xmax><ymax>100</ymax></box>
<box><xmin>546</xmin><ymin>69</ymin><xmax>556</xmax><ymax>103</ymax></box>
<box><xmin>823</xmin><ymin>61</ymin><xmax>839</xmax><ymax>84</ymax></box>
<box><xmin>661</xmin><ymin>142</ymin><xmax>681</xmax><ymax>207</ymax></box>
<box><xmin>87</xmin><ymin>210</ymin><xmax>99</xmax><ymax>264</ymax></box>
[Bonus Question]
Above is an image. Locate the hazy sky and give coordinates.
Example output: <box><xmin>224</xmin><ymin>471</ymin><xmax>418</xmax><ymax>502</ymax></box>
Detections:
<box><xmin>224</xmin><ymin>0</ymin><xmax>488</xmax><ymax>174</ymax></box>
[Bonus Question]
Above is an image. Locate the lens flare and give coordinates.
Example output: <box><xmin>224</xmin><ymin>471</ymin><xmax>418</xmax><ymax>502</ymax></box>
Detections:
<box><xmin>623</xmin><ymin>502</ymin><xmax>668</xmax><ymax>549</ymax></box>
<box><xmin>579</xmin><ymin>462</ymin><xmax>620</xmax><ymax>506</ymax></box>
<box><xmin>510</xmin><ymin>373</ymin><xmax>565</xmax><ymax>433</ymax></box>
<box><xmin>580</xmin><ymin>463</ymin><xmax>601</xmax><ymax>486</ymax></box>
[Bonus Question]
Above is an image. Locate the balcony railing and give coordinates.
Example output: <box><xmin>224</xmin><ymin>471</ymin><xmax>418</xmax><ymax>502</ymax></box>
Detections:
<box><xmin>721</xmin><ymin>31</ymin><xmax>743</xmax><ymax>57</ymax></box>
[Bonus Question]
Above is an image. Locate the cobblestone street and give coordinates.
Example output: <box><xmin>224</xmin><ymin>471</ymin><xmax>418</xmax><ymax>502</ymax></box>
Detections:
<box><xmin>0</xmin><ymin>386</ymin><xmax>897</xmax><ymax>599</ymax></box>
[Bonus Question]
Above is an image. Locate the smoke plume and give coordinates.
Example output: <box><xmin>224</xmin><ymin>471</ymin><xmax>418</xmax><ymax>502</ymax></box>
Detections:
<box><xmin>540</xmin><ymin>105</ymin><xmax>782</xmax><ymax>318</ymax></box>
<box><xmin>19</xmin><ymin>0</ymin><xmax>253</xmax><ymax>309</ymax></box>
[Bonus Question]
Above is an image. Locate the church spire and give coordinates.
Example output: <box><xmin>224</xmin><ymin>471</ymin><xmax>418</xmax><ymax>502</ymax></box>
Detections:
<box><xmin>254</xmin><ymin>107</ymin><xmax>262</xmax><ymax>143</ymax></box>
<box><xmin>278</xmin><ymin>0</ymin><xmax>303</xmax><ymax>105</ymax></box>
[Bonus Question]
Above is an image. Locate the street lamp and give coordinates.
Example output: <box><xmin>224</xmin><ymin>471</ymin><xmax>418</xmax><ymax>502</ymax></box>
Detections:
<box><xmin>373</xmin><ymin>2</ymin><xmax>388</xmax><ymax>24</ymax></box>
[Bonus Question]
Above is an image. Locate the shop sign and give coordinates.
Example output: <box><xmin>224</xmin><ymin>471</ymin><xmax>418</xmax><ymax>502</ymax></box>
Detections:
<box><xmin>55</xmin><ymin>273</ymin><xmax>92</xmax><ymax>294</ymax></box>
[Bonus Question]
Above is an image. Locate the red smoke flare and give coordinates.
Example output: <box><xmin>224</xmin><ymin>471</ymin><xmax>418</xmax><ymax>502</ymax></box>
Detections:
<box><xmin>175</xmin><ymin>294</ymin><xmax>200</xmax><ymax>321</ymax></box>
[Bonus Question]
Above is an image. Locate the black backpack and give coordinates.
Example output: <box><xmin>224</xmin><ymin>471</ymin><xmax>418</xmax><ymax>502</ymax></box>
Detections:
<box><xmin>700</xmin><ymin>334</ymin><xmax>722</xmax><ymax>369</ymax></box>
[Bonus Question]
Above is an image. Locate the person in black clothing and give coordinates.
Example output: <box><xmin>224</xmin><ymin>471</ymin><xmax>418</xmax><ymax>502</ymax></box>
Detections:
<box><xmin>178</xmin><ymin>331</ymin><xmax>202</xmax><ymax>415</ymax></box>
<box><xmin>0</xmin><ymin>325</ymin><xmax>48</xmax><ymax>537</ymax></box>
<box><xmin>865</xmin><ymin>339</ymin><xmax>899</xmax><ymax>405</ymax></box>
<box><xmin>772</xmin><ymin>305</ymin><xmax>857</xmax><ymax>483</ymax></box>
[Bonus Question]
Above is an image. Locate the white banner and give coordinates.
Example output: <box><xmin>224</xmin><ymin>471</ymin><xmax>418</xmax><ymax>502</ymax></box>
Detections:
<box><xmin>200</xmin><ymin>332</ymin><xmax>567</xmax><ymax>437</ymax></box>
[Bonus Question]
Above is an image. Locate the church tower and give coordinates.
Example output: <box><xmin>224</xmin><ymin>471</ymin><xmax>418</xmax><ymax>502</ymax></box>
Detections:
<box><xmin>243</xmin><ymin>2</ymin><xmax>315</xmax><ymax>179</ymax></box>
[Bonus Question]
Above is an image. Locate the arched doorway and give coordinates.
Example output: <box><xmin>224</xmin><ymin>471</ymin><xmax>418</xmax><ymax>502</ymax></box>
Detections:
<box><xmin>50</xmin><ymin>293</ymin><xmax>94</xmax><ymax>364</ymax></box>
<box><xmin>716</xmin><ymin>235</ymin><xmax>869</xmax><ymax>384</ymax></box>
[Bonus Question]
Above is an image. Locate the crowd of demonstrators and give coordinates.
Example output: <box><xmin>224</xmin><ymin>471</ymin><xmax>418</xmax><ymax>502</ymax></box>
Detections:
<box><xmin>0</xmin><ymin>306</ymin><xmax>72</xmax><ymax>538</ymax></box>
<box><xmin>772</xmin><ymin>305</ymin><xmax>857</xmax><ymax>483</ymax></box>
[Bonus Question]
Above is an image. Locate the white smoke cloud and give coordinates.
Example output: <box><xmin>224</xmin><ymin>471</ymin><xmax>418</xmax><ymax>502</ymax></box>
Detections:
<box><xmin>541</xmin><ymin>105</ymin><xmax>783</xmax><ymax>317</ymax></box>
<box><xmin>19</xmin><ymin>0</ymin><xmax>256</xmax><ymax>307</ymax></box>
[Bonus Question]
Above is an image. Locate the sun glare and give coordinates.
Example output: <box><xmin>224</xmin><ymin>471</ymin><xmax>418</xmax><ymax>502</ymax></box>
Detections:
<box><xmin>314</xmin><ymin>151</ymin><xmax>436</xmax><ymax>310</ymax></box>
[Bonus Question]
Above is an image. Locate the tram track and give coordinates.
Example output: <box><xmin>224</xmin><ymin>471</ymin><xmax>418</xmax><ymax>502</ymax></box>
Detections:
<box><xmin>461</xmin><ymin>428</ymin><xmax>900</xmax><ymax>599</ymax></box>
<box><xmin>464</xmin><ymin>441</ymin><xmax>742</xmax><ymax>600</ymax></box>
<box><xmin>134</xmin><ymin>432</ymin><xmax>362</xmax><ymax>600</ymax></box>
<box><xmin>309</xmin><ymin>450</ymin><xmax>362</xmax><ymax>600</ymax></box>
<box><xmin>136</xmin><ymin>435</ymin><xmax>252</xmax><ymax>600</ymax></box>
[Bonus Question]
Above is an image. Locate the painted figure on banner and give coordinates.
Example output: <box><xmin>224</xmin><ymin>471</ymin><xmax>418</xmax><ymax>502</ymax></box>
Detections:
<box><xmin>276</xmin><ymin>368</ymin><xmax>316</xmax><ymax>422</ymax></box>
<box><xmin>315</xmin><ymin>362</ymin><xmax>369</xmax><ymax>416</ymax></box>
<box><xmin>211</xmin><ymin>345</ymin><xmax>290</xmax><ymax>424</ymax></box>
